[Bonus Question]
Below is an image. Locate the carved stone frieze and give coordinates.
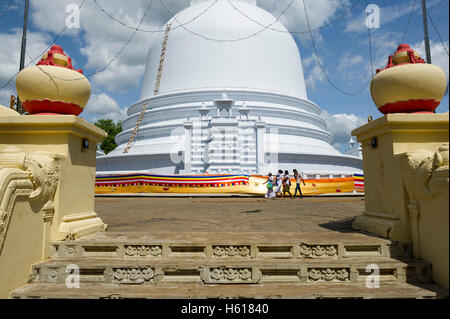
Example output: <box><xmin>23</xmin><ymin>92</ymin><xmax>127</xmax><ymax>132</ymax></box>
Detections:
<box><xmin>124</xmin><ymin>245</ymin><xmax>162</xmax><ymax>257</ymax></box>
<box><xmin>108</xmin><ymin>267</ymin><xmax>155</xmax><ymax>284</ymax></box>
<box><xmin>208</xmin><ymin>267</ymin><xmax>252</xmax><ymax>282</ymax></box>
<box><xmin>307</xmin><ymin>268</ymin><xmax>350</xmax><ymax>282</ymax></box>
<box><xmin>212</xmin><ymin>245</ymin><xmax>251</xmax><ymax>257</ymax></box>
<box><xmin>299</xmin><ymin>244</ymin><xmax>338</xmax><ymax>258</ymax></box>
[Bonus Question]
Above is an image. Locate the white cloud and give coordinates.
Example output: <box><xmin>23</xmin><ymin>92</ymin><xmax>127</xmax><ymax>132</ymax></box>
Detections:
<box><xmin>90</xmin><ymin>63</ymin><xmax>146</xmax><ymax>93</ymax></box>
<box><xmin>258</xmin><ymin>0</ymin><xmax>351</xmax><ymax>35</ymax></box>
<box><xmin>345</xmin><ymin>1</ymin><xmax>419</xmax><ymax>34</ymax></box>
<box><xmin>0</xmin><ymin>28</ymin><xmax>51</xmax><ymax>106</ymax></box>
<box><xmin>345</xmin><ymin>0</ymin><xmax>444</xmax><ymax>34</ymax></box>
<box><xmin>84</xmin><ymin>93</ymin><xmax>126</xmax><ymax>122</ymax></box>
<box><xmin>28</xmin><ymin>0</ymin><xmax>170</xmax><ymax>93</ymax></box>
<box><xmin>305</xmin><ymin>64</ymin><xmax>326</xmax><ymax>91</ymax></box>
<box><xmin>337</xmin><ymin>53</ymin><xmax>369</xmax><ymax>83</ymax></box>
<box><xmin>321</xmin><ymin>110</ymin><xmax>366</xmax><ymax>150</ymax></box>
<box><xmin>414</xmin><ymin>40</ymin><xmax>450</xmax><ymax>109</ymax></box>
<box><xmin>413</xmin><ymin>40</ymin><xmax>449</xmax><ymax>81</ymax></box>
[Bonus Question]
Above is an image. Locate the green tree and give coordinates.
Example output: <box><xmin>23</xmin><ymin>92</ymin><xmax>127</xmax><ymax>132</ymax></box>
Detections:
<box><xmin>94</xmin><ymin>119</ymin><xmax>122</xmax><ymax>154</ymax></box>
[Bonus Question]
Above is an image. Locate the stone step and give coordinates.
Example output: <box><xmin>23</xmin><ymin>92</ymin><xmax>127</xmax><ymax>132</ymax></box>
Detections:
<box><xmin>29</xmin><ymin>257</ymin><xmax>431</xmax><ymax>285</ymax></box>
<box><xmin>51</xmin><ymin>231</ymin><xmax>393</xmax><ymax>260</ymax></box>
<box><xmin>11</xmin><ymin>282</ymin><xmax>447</xmax><ymax>299</ymax></box>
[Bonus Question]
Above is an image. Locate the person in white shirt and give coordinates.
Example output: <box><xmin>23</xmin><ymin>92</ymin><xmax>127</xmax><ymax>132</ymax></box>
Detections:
<box><xmin>293</xmin><ymin>169</ymin><xmax>306</xmax><ymax>199</ymax></box>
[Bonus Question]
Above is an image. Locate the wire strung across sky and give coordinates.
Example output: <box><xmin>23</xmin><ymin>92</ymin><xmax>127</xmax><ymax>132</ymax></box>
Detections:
<box><xmin>1</xmin><ymin>0</ymin><xmax>303</xmax><ymax>88</ymax></box>
<box><xmin>426</xmin><ymin>6</ymin><xmax>449</xmax><ymax>56</ymax></box>
<box><xmin>0</xmin><ymin>0</ymin><xmax>88</xmax><ymax>89</ymax></box>
<box><xmin>225</xmin><ymin>0</ymin><xmax>362</xmax><ymax>35</ymax></box>
<box><xmin>1</xmin><ymin>0</ymin><xmax>158</xmax><ymax>86</ymax></box>
<box><xmin>0</xmin><ymin>0</ymin><xmax>220</xmax><ymax>87</ymax></box>
<box><xmin>0</xmin><ymin>0</ymin><xmax>15</xmax><ymax>21</ymax></box>
<box><xmin>85</xmin><ymin>0</ymin><xmax>155</xmax><ymax>76</ymax></box>
<box><xmin>95</xmin><ymin>0</ymin><xmax>300</xmax><ymax>39</ymax></box>
<box><xmin>301</xmin><ymin>0</ymin><xmax>425</xmax><ymax>96</ymax></box>
<box><xmin>32</xmin><ymin>0</ymin><xmax>156</xmax><ymax>84</ymax></box>
<box><xmin>158</xmin><ymin>0</ymin><xmax>297</xmax><ymax>43</ymax></box>
<box><xmin>400</xmin><ymin>0</ymin><xmax>417</xmax><ymax>44</ymax></box>
<box><xmin>93</xmin><ymin>0</ymin><xmax>219</xmax><ymax>34</ymax></box>
<box><xmin>94</xmin><ymin>0</ymin><xmax>365</xmax><ymax>39</ymax></box>
<box><xmin>302</xmin><ymin>0</ymin><xmax>371</xmax><ymax>96</ymax></box>
<box><xmin>0</xmin><ymin>0</ymin><xmax>447</xmax><ymax>95</ymax></box>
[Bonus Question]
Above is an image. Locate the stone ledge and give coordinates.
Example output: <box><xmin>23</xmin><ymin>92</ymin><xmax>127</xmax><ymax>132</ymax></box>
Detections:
<box><xmin>11</xmin><ymin>282</ymin><xmax>446</xmax><ymax>299</ymax></box>
<box><xmin>50</xmin><ymin>231</ymin><xmax>392</xmax><ymax>260</ymax></box>
<box><xmin>0</xmin><ymin>115</ymin><xmax>106</xmax><ymax>141</ymax></box>
<box><xmin>29</xmin><ymin>257</ymin><xmax>430</xmax><ymax>285</ymax></box>
<box><xmin>352</xmin><ymin>113</ymin><xmax>449</xmax><ymax>141</ymax></box>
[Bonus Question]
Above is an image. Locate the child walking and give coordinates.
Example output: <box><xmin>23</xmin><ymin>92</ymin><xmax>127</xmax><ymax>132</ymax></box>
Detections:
<box><xmin>263</xmin><ymin>173</ymin><xmax>276</xmax><ymax>199</ymax></box>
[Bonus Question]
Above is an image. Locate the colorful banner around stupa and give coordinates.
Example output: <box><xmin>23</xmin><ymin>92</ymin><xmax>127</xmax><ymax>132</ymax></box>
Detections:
<box><xmin>95</xmin><ymin>174</ymin><xmax>363</xmax><ymax>195</ymax></box>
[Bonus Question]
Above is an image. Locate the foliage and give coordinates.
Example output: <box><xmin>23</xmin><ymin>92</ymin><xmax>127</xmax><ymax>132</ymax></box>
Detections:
<box><xmin>94</xmin><ymin>119</ymin><xmax>122</xmax><ymax>154</ymax></box>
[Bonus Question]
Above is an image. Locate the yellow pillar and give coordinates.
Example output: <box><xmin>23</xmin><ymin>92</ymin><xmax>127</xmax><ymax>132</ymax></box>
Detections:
<box><xmin>0</xmin><ymin>112</ymin><xmax>108</xmax><ymax>298</ymax></box>
<box><xmin>0</xmin><ymin>114</ymin><xmax>107</xmax><ymax>241</ymax></box>
<box><xmin>352</xmin><ymin>113</ymin><xmax>448</xmax><ymax>242</ymax></box>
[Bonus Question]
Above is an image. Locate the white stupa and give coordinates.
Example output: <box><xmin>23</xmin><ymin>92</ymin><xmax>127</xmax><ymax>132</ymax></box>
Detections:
<box><xmin>97</xmin><ymin>0</ymin><xmax>362</xmax><ymax>178</ymax></box>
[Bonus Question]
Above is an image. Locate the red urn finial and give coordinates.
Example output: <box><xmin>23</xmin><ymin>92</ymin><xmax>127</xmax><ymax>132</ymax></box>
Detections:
<box><xmin>370</xmin><ymin>43</ymin><xmax>447</xmax><ymax>115</ymax></box>
<box><xmin>16</xmin><ymin>44</ymin><xmax>91</xmax><ymax>116</ymax></box>
<box><xmin>37</xmin><ymin>45</ymin><xmax>83</xmax><ymax>74</ymax></box>
<box><xmin>376</xmin><ymin>44</ymin><xmax>426</xmax><ymax>74</ymax></box>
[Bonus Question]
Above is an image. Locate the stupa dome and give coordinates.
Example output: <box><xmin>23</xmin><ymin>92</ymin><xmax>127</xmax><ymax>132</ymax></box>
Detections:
<box><xmin>140</xmin><ymin>0</ymin><xmax>308</xmax><ymax>100</ymax></box>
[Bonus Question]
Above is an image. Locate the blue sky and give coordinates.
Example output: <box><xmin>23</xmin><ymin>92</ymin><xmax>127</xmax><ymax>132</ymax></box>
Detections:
<box><xmin>0</xmin><ymin>0</ymin><xmax>448</xmax><ymax>151</ymax></box>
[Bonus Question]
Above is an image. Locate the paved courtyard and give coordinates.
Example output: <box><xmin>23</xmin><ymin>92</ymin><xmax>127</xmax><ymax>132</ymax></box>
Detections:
<box><xmin>94</xmin><ymin>196</ymin><xmax>365</xmax><ymax>233</ymax></box>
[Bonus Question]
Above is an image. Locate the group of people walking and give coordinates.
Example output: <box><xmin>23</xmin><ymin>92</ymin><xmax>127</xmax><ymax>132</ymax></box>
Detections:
<box><xmin>263</xmin><ymin>169</ymin><xmax>306</xmax><ymax>199</ymax></box>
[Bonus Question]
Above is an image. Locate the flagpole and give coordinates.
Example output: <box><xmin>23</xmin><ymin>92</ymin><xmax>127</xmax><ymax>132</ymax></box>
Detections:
<box><xmin>421</xmin><ymin>0</ymin><xmax>432</xmax><ymax>64</ymax></box>
<box><xmin>17</xmin><ymin>0</ymin><xmax>30</xmax><ymax>113</ymax></box>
